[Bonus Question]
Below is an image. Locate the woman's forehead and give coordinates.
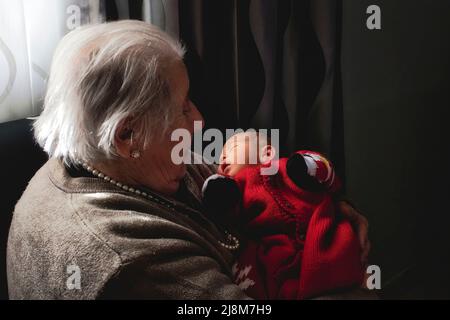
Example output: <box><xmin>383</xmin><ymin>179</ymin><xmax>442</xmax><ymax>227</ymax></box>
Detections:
<box><xmin>168</xmin><ymin>62</ymin><xmax>189</xmax><ymax>99</ymax></box>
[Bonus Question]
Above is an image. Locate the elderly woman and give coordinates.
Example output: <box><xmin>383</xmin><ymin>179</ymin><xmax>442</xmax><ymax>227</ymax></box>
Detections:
<box><xmin>7</xmin><ymin>20</ymin><xmax>371</xmax><ymax>299</ymax></box>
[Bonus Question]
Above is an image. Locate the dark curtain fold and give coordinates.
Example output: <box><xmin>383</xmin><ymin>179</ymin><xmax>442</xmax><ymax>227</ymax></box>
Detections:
<box><xmin>179</xmin><ymin>0</ymin><xmax>243</xmax><ymax>134</ymax></box>
<box><xmin>105</xmin><ymin>0</ymin><xmax>143</xmax><ymax>20</ymax></box>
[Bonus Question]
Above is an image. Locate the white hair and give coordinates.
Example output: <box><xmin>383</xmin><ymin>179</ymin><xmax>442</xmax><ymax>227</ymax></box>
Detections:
<box><xmin>34</xmin><ymin>20</ymin><xmax>185</xmax><ymax>165</ymax></box>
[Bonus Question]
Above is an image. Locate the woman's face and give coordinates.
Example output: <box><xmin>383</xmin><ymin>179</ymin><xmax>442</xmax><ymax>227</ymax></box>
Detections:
<box><xmin>134</xmin><ymin>62</ymin><xmax>204</xmax><ymax>195</ymax></box>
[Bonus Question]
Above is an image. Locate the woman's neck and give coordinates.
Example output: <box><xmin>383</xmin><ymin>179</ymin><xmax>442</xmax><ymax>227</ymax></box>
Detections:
<box><xmin>90</xmin><ymin>159</ymin><xmax>180</xmax><ymax>196</ymax></box>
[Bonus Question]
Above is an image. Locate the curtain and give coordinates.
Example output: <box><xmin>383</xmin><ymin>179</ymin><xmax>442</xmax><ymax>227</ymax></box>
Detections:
<box><xmin>0</xmin><ymin>0</ymin><xmax>105</xmax><ymax>123</ymax></box>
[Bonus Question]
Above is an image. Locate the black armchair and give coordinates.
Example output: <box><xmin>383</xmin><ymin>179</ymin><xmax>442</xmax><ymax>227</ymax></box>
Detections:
<box><xmin>0</xmin><ymin>118</ymin><xmax>47</xmax><ymax>299</ymax></box>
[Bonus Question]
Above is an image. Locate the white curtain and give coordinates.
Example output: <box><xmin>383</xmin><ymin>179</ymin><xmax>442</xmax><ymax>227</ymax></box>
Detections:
<box><xmin>0</xmin><ymin>0</ymin><xmax>104</xmax><ymax>123</ymax></box>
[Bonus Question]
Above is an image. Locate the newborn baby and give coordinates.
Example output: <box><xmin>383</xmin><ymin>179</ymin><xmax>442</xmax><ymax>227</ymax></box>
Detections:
<box><xmin>202</xmin><ymin>131</ymin><xmax>364</xmax><ymax>299</ymax></box>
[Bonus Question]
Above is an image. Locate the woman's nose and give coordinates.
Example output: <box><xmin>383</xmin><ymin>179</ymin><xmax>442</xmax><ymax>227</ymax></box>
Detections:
<box><xmin>191</xmin><ymin>103</ymin><xmax>204</xmax><ymax>130</ymax></box>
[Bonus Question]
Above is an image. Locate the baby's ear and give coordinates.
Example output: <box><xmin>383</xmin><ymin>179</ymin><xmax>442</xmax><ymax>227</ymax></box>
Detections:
<box><xmin>260</xmin><ymin>144</ymin><xmax>277</xmax><ymax>164</ymax></box>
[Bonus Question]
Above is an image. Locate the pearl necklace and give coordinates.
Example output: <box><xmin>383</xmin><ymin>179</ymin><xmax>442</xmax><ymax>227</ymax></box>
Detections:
<box><xmin>79</xmin><ymin>162</ymin><xmax>240</xmax><ymax>251</ymax></box>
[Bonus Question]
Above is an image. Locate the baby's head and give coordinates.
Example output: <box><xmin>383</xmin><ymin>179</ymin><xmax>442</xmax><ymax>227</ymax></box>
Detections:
<box><xmin>218</xmin><ymin>131</ymin><xmax>277</xmax><ymax>176</ymax></box>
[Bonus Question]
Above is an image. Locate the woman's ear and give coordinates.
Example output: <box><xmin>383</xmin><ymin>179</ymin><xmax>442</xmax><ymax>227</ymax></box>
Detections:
<box><xmin>260</xmin><ymin>144</ymin><xmax>276</xmax><ymax>164</ymax></box>
<box><xmin>114</xmin><ymin>119</ymin><xmax>134</xmax><ymax>158</ymax></box>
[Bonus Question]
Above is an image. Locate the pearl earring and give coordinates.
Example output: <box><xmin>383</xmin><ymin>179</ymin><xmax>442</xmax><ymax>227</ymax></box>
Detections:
<box><xmin>131</xmin><ymin>150</ymin><xmax>141</xmax><ymax>159</ymax></box>
<box><xmin>129</xmin><ymin>131</ymin><xmax>140</xmax><ymax>159</ymax></box>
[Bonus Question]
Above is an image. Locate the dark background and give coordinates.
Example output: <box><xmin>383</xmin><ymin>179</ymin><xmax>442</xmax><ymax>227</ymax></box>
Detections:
<box><xmin>342</xmin><ymin>0</ymin><xmax>450</xmax><ymax>298</ymax></box>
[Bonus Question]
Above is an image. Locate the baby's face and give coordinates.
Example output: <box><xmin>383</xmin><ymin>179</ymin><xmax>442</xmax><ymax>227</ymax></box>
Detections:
<box><xmin>218</xmin><ymin>134</ymin><xmax>264</xmax><ymax>177</ymax></box>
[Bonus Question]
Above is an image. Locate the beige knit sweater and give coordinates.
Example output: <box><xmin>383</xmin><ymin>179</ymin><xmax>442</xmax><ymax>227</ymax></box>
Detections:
<box><xmin>7</xmin><ymin>158</ymin><xmax>250</xmax><ymax>299</ymax></box>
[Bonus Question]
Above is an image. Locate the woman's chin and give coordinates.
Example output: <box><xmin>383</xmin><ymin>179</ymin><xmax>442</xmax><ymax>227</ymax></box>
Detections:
<box><xmin>164</xmin><ymin>179</ymin><xmax>182</xmax><ymax>195</ymax></box>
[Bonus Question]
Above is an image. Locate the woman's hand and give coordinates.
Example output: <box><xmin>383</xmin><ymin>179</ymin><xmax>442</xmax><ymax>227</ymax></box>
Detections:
<box><xmin>337</xmin><ymin>201</ymin><xmax>371</xmax><ymax>265</ymax></box>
